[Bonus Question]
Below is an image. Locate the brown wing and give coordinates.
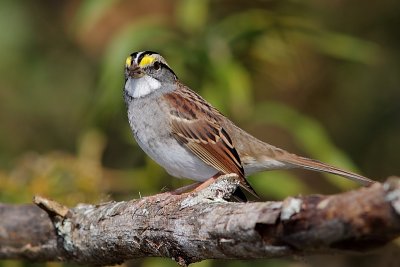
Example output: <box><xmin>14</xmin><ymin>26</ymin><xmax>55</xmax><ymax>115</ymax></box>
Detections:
<box><xmin>164</xmin><ymin>86</ymin><xmax>258</xmax><ymax>197</ymax></box>
<box><xmin>171</xmin><ymin>118</ymin><xmax>244</xmax><ymax>176</ymax></box>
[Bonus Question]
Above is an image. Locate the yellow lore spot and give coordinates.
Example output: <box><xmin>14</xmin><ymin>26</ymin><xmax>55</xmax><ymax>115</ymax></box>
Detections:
<box><xmin>139</xmin><ymin>55</ymin><xmax>155</xmax><ymax>67</ymax></box>
<box><xmin>125</xmin><ymin>56</ymin><xmax>132</xmax><ymax>67</ymax></box>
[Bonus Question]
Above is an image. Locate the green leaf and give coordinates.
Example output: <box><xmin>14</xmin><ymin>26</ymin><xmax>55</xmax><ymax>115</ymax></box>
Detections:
<box><xmin>250</xmin><ymin>171</ymin><xmax>311</xmax><ymax>199</ymax></box>
<box><xmin>176</xmin><ymin>0</ymin><xmax>210</xmax><ymax>33</ymax></box>
<box><xmin>254</xmin><ymin>101</ymin><xmax>364</xmax><ymax>190</ymax></box>
<box><xmin>72</xmin><ymin>0</ymin><xmax>118</xmax><ymax>33</ymax></box>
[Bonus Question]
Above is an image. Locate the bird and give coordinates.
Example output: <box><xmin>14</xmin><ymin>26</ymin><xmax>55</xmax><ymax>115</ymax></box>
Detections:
<box><xmin>123</xmin><ymin>50</ymin><xmax>374</xmax><ymax>197</ymax></box>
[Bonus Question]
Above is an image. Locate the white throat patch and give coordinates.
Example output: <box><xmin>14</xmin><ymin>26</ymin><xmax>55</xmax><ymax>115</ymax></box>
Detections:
<box><xmin>125</xmin><ymin>76</ymin><xmax>161</xmax><ymax>98</ymax></box>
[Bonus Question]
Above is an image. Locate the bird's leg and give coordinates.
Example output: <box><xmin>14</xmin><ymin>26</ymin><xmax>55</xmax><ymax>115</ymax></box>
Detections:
<box><xmin>169</xmin><ymin>182</ymin><xmax>202</xmax><ymax>195</ymax></box>
<box><xmin>145</xmin><ymin>174</ymin><xmax>225</xmax><ymax>203</ymax></box>
<box><xmin>188</xmin><ymin>175</ymin><xmax>219</xmax><ymax>193</ymax></box>
<box><xmin>166</xmin><ymin>174</ymin><xmax>220</xmax><ymax>196</ymax></box>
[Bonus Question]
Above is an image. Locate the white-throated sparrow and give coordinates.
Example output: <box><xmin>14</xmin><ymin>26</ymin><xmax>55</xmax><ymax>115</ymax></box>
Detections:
<box><xmin>123</xmin><ymin>51</ymin><xmax>374</xmax><ymax>196</ymax></box>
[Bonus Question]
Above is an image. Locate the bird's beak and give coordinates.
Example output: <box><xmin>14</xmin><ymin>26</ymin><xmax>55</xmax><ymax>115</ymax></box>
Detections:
<box><xmin>125</xmin><ymin>57</ymin><xmax>145</xmax><ymax>79</ymax></box>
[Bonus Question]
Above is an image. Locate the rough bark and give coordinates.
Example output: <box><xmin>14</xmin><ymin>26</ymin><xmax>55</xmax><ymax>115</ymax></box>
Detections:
<box><xmin>1</xmin><ymin>175</ymin><xmax>400</xmax><ymax>266</ymax></box>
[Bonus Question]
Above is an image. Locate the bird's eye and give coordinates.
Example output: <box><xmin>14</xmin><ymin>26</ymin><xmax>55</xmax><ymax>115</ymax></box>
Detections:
<box><xmin>153</xmin><ymin>61</ymin><xmax>161</xmax><ymax>70</ymax></box>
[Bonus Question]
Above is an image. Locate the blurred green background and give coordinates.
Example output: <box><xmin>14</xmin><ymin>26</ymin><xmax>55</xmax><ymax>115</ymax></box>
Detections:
<box><xmin>0</xmin><ymin>0</ymin><xmax>399</xmax><ymax>267</ymax></box>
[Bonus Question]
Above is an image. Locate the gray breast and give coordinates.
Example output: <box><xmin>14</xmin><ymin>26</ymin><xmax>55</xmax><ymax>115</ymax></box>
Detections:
<box><xmin>126</xmin><ymin>94</ymin><xmax>218</xmax><ymax>181</ymax></box>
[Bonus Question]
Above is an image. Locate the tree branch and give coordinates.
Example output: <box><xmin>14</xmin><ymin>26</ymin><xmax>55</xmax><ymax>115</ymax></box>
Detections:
<box><xmin>1</xmin><ymin>175</ymin><xmax>400</xmax><ymax>266</ymax></box>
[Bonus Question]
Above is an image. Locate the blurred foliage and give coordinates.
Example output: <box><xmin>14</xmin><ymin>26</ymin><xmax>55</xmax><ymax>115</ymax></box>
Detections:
<box><xmin>0</xmin><ymin>0</ymin><xmax>399</xmax><ymax>267</ymax></box>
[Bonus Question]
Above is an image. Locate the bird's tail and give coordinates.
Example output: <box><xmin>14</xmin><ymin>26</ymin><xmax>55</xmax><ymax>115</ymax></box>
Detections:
<box><xmin>278</xmin><ymin>154</ymin><xmax>375</xmax><ymax>186</ymax></box>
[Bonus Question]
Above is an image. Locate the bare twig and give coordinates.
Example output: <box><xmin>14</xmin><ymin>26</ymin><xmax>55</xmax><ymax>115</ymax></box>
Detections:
<box><xmin>1</xmin><ymin>175</ymin><xmax>400</xmax><ymax>266</ymax></box>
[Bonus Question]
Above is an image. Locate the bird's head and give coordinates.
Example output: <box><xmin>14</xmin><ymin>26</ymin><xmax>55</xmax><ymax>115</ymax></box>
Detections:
<box><xmin>124</xmin><ymin>51</ymin><xmax>177</xmax><ymax>99</ymax></box>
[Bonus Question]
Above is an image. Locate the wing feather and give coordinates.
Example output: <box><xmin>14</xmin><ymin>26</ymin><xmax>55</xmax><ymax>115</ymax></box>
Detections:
<box><xmin>164</xmin><ymin>87</ymin><xmax>258</xmax><ymax>197</ymax></box>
